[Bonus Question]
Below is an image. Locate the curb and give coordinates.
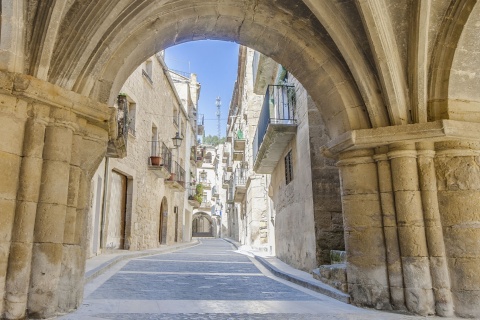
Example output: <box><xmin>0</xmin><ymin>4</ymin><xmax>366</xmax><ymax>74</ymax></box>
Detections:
<box><xmin>254</xmin><ymin>255</ymin><xmax>350</xmax><ymax>304</ymax></box>
<box><xmin>85</xmin><ymin>240</ymin><xmax>199</xmax><ymax>283</ymax></box>
<box><xmin>223</xmin><ymin>237</ymin><xmax>350</xmax><ymax>304</ymax></box>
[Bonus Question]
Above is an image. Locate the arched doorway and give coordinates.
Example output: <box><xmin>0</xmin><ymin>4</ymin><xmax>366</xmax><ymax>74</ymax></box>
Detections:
<box><xmin>159</xmin><ymin>197</ymin><xmax>168</xmax><ymax>245</ymax></box>
<box><xmin>192</xmin><ymin>212</ymin><xmax>213</xmax><ymax>237</ymax></box>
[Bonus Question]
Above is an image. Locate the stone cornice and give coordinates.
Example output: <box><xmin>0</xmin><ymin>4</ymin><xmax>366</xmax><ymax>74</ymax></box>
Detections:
<box><xmin>324</xmin><ymin>120</ymin><xmax>480</xmax><ymax>157</ymax></box>
<box><xmin>0</xmin><ymin>70</ymin><xmax>113</xmax><ymax>127</ymax></box>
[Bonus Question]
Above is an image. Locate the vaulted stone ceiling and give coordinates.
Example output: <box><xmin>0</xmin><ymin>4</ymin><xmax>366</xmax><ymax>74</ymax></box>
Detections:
<box><xmin>2</xmin><ymin>0</ymin><xmax>479</xmax><ymax>137</ymax></box>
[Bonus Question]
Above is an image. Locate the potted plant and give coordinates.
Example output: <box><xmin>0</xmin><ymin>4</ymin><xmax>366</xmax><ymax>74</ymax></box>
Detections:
<box><xmin>150</xmin><ymin>155</ymin><xmax>162</xmax><ymax>166</ymax></box>
<box><xmin>194</xmin><ymin>184</ymin><xmax>204</xmax><ymax>203</ymax></box>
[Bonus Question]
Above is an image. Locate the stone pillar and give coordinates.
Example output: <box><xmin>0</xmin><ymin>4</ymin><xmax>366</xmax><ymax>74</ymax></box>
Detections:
<box><xmin>4</xmin><ymin>106</ymin><xmax>49</xmax><ymax>319</ymax></box>
<box><xmin>416</xmin><ymin>142</ymin><xmax>454</xmax><ymax>317</ymax></box>
<box><xmin>337</xmin><ymin>149</ymin><xmax>390</xmax><ymax>309</ymax></box>
<box><xmin>388</xmin><ymin>143</ymin><xmax>434</xmax><ymax>315</ymax></box>
<box><xmin>373</xmin><ymin>149</ymin><xmax>405</xmax><ymax>310</ymax></box>
<box><xmin>57</xmin><ymin>131</ymin><xmax>84</xmax><ymax>312</ymax></box>
<box><xmin>435</xmin><ymin>141</ymin><xmax>480</xmax><ymax>318</ymax></box>
<box><xmin>27</xmin><ymin>112</ymin><xmax>75</xmax><ymax>318</ymax></box>
<box><xmin>0</xmin><ymin>100</ymin><xmax>28</xmax><ymax>318</ymax></box>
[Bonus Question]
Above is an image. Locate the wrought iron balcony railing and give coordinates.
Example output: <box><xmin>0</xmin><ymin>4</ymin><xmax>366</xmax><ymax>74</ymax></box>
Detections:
<box><xmin>234</xmin><ymin>167</ymin><xmax>248</xmax><ymax>187</ymax></box>
<box><xmin>149</xmin><ymin>141</ymin><xmax>172</xmax><ymax>170</ymax></box>
<box><xmin>169</xmin><ymin>161</ymin><xmax>185</xmax><ymax>187</ymax></box>
<box><xmin>197</xmin><ymin>114</ymin><xmax>205</xmax><ymax>135</ymax></box>
<box><xmin>253</xmin><ymin>84</ymin><xmax>297</xmax><ymax>173</ymax></box>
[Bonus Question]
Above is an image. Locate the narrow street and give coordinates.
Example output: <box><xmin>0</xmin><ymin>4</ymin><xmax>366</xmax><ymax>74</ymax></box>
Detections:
<box><xmin>59</xmin><ymin>239</ymin><xmax>430</xmax><ymax>320</ymax></box>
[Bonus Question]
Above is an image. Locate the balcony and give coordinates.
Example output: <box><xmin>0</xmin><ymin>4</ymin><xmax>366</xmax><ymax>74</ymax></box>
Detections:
<box><xmin>233</xmin><ymin>129</ymin><xmax>246</xmax><ymax>151</ymax></box>
<box><xmin>197</xmin><ymin>114</ymin><xmax>205</xmax><ymax>135</ymax></box>
<box><xmin>233</xmin><ymin>151</ymin><xmax>244</xmax><ymax>161</ymax></box>
<box><xmin>188</xmin><ymin>186</ymin><xmax>201</xmax><ymax>208</ymax></box>
<box><xmin>196</xmin><ymin>147</ymin><xmax>205</xmax><ymax>166</ymax></box>
<box><xmin>253</xmin><ymin>85</ymin><xmax>297</xmax><ymax>174</ymax></box>
<box><xmin>190</xmin><ymin>146</ymin><xmax>197</xmax><ymax>166</ymax></box>
<box><xmin>212</xmin><ymin>185</ymin><xmax>219</xmax><ymax>198</ymax></box>
<box><xmin>233</xmin><ymin>167</ymin><xmax>247</xmax><ymax>202</ymax></box>
<box><xmin>148</xmin><ymin>141</ymin><xmax>172</xmax><ymax>179</ymax></box>
<box><xmin>222</xmin><ymin>148</ymin><xmax>229</xmax><ymax>163</ymax></box>
<box><xmin>222</xmin><ymin>172</ymin><xmax>229</xmax><ymax>189</ymax></box>
<box><xmin>165</xmin><ymin>161</ymin><xmax>186</xmax><ymax>192</ymax></box>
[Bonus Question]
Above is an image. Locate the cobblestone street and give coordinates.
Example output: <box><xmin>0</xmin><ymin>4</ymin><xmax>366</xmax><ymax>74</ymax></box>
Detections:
<box><xmin>60</xmin><ymin>239</ymin><xmax>432</xmax><ymax>320</ymax></box>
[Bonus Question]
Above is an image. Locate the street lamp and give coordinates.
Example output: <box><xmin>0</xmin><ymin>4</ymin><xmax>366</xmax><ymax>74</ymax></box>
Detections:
<box><xmin>172</xmin><ymin>132</ymin><xmax>183</xmax><ymax>148</ymax></box>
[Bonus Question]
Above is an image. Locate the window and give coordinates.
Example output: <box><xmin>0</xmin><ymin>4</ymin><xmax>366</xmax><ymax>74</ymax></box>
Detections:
<box><xmin>142</xmin><ymin>60</ymin><xmax>153</xmax><ymax>84</ymax></box>
<box><xmin>285</xmin><ymin>150</ymin><xmax>293</xmax><ymax>185</ymax></box>
<box><xmin>151</xmin><ymin>125</ymin><xmax>158</xmax><ymax>156</ymax></box>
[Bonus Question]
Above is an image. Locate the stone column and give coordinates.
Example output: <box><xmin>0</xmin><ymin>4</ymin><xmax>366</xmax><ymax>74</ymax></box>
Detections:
<box><xmin>435</xmin><ymin>141</ymin><xmax>480</xmax><ymax>318</ymax></box>
<box><xmin>388</xmin><ymin>143</ymin><xmax>434</xmax><ymax>315</ymax></box>
<box><xmin>373</xmin><ymin>148</ymin><xmax>405</xmax><ymax>310</ymax></box>
<box><xmin>57</xmin><ymin>131</ymin><xmax>84</xmax><ymax>312</ymax></box>
<box><xmin>4</xmin><ymin>106</ymin><xmax>49</xmax><ymax>319</ymax></box>
<box><xmin>0</xmin><ymin>100</ymin><xmax>28</xmax><ymax>317</ymax></box>
<box><xmin>416</xmin><ymin>142</ymin><xmax>453</xmax><ymax>317</ymax></box>
<box><xmin>27</xmin><ymin>111</ymin><xmax>75</xmax><ymax>318</ymax></box>
<box><xmin>337</xmin><ymin>149</ymin><xmax>390</xmax><ymax>309</ymax></box>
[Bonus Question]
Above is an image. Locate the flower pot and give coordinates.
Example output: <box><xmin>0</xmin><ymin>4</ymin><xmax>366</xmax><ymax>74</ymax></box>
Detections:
<box><xmin>169</xmin><ymin>173</ymin><xmax>176</xmax><ymax>181</ymax></box>
<box><xmin>150</xmin><ymin>156</ymin><xmax>162</xmax><ymax>166</ymax></box>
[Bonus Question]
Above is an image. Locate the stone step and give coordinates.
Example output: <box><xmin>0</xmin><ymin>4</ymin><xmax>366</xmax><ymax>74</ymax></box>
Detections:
<box><xmin>312</xmin><ymin>263</ymin><xmax>347</xmax><ymax>293</ymax></box>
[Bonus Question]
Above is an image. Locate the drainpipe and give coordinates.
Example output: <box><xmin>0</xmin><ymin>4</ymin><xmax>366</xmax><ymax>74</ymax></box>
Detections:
<box><xmin>99</xmin><ymin>157</ymin><xmax>110</xmax><ymax>251</ymax></box>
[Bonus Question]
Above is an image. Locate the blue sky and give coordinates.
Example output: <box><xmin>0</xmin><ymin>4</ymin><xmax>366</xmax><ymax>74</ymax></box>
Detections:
<box><xmin>165</xmin><ymin>41</ymin><xmax>240</xmax><ymax>138</ymax></box>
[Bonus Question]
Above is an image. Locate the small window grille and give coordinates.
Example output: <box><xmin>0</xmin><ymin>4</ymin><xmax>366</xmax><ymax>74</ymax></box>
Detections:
<box><xmin>285</xmin><ymin>150</ymin><xmax>293</xmax><ymax>185</ymax></box>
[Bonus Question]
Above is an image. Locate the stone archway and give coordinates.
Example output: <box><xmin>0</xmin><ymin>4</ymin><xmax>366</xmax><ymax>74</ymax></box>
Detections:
<box><xmin>192</xmin><ymin>212</ymin><xmax>214</xmax><ymax>238</ymax></box>
<box><xmin>1</xmin><ymin>1</ymin><xmax>480</xmax><ymax>319</ymax></box>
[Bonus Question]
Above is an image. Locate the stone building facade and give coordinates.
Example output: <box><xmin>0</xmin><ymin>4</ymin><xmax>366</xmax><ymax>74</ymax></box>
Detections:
<box><xmin>2</xmin><ymin>1</ymin><xmax>480</xmax><ymax>318</ymax></box>
<box><xmin>192</xmin><ymin>144</ymin><xmax>223</xmax><ymax>238</ymax></box>
<box><xmin>86</xmin><ymin>53</ymin><xmax>200</xmax><ymax>257</ymax></box>
<box><xmin>224</xmin><ymin>47</ymin><xmax>344</xmax><ymax>272</ymax></box>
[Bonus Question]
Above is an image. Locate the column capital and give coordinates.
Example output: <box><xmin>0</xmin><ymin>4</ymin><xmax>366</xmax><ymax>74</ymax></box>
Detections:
<box><xmin>336</xmin><ymin>148</ymin><xmax>375</xmax><ymax>166</ymax></box>
<box><xmin>323</xmin><ymin>120</ymin><xmax>480</xmax><ymax>157</ymax></box>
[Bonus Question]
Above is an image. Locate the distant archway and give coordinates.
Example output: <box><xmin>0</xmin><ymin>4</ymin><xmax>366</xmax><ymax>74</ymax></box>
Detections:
<box><xmin>192</xmin><ymin>212</ymin><xmax>213</xmax><ymax>237</ymax></box>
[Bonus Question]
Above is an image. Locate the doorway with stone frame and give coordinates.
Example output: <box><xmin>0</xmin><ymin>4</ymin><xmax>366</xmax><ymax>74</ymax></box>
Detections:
<box><xmin>159</xmin><ymin>197</ymin><xmax>168</xmax><ymax>245</ymax></box>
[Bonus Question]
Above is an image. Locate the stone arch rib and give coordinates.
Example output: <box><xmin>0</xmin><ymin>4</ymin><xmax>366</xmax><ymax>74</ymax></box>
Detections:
<box><xmin>356</xmin><ymin>0</ymin><xmax>410</xmax><ymax>126</ymax></box>
<box><xmin>303</xmin><ymin>0</ymin><xmax>390</xmax><ymax>128</ymax></box>
<box><xmin>428</xmin><ymin>0</ymin><xmax>477</xmax><ymax>121</ymax></box>
<box><xmin>51</xmin><ymin>0</ymin><xmax>371</xmax><ymax>136</ymax></box>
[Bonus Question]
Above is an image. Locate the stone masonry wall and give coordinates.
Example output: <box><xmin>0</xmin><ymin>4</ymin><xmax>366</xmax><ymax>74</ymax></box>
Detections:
<box><xmin>307</xmin><ymin>96</ymin><xmax>344</xmax><ymax>265</ymax></box>
<box><xmin>270</xmin><ymin>75</ymin><xmax>317</xmax><ymax>272</ymax></box>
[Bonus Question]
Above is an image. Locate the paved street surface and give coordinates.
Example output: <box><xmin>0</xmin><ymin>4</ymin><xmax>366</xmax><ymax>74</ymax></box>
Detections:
<box><xmin>60</xmin><ymin>239</ymin><xmax>430</xmax><ymax>320</ymax></box>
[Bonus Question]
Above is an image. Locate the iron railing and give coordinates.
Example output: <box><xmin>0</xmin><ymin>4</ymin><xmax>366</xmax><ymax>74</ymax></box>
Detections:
<box><xmin>198</xmin><ymin>114</ymin><xmax>204</xmax><ymax>127</ymax></box>
<box><xmin>188</xmin><ymin>186</ymin><xmax>196</xmax><ymax>199</ymax></box>
<box><xmin>149</xmin><ymin>141</ymin><xmax>172</xmax><ymax>170</ymax></box>
<box><xmin>253</xmin><ymin>84</ymin><xmax>296</xmax><ymax>163</ymax></box>
<box><xmin>234</xmin><ymin>167</ymin><xmax>248</xmax><ymax>187</ymax></box>
<box><xmin>171</xmin><ymin>161</ymin><xmax>186</xmax><ymax>187</ymax></box>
